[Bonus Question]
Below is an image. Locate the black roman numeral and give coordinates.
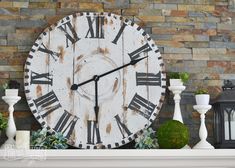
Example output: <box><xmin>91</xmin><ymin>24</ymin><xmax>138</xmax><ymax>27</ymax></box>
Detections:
<box><xmin>33</xmin><ymin>91</ymin><xmax>61</xmax><ymax>118</ymax></box>
<box><xmin>112</xmin><ymin>23</ymin><xmax>127</xmax><ymax>44</ymax></box>
<box><xmin>54</xmin><ymin>110</ymin><xmax>79</xmax><ymax>139</ymax></box>
<box><xmin>128</xmin><ymin>93</ymin><xmax>156</xmax><ymax>120</ymax></box>
<box><xmin>136</xmin><ymin>72</ymin><xmax>161</xmax><ymax>86</ymax></box>
<box><xmin>85</xmin><ymin>16</ymin><xmax>104</xmax><ymax>39</ymax></box>
<box><xmin>30</xmin><ymin>71</ymin><xmax>53</xmax><ymax>85</ymax></box>
<box><xmin>38</xmin><ymin>43</ymin><xmax>60</xmax><ymax>61</ymax></box>
<box><xmin>58</xmin><ymin>21</ymin><xmax>80</xmax><ymax>48</ymax></box>
<box><xmin>128</xmin><ymin>43</ymin><xmax>152</xmax><ymax>61</ymax></box>
<box><xmin>114</xmin><ymin>114</ymin><xmax>132</xmax><ymax>139</ymax></box>
<box><xmin>87</xmin><ymin>120</ymin><xmax>102</xmax><ymax>144</ymax></box>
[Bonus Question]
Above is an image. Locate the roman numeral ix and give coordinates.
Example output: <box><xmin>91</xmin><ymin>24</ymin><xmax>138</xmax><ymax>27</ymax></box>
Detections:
<box><xmin>58</xmin><ymin>21</ymin><xmax>80</xmax><ymax>48</ymax></box>
<box><xmin>30</xmin><ymin>71</ymin><xmax>53</xmax><ymax>85</ymax></box>
<box><xmin>128</xmin><ymin>93</ymin><xmax>156</xmax><ymax>120</ymax></box>
<box><xmin>38</xmin><ymin>43</ymin><xmax>60</xmax><ymax>61</ymax></box>
<box><xmin>33</xmin><ymin>90</ymin><xmax>62</xmax><ymax>118</ymax></box>
<box><xmin>114</xmin><ymin>114</ymin><xmax>132</xmax><ymax>139</ymax></box>
<box><xmin>128</xmin><ymin>43</ymin><xmax>152</xmax><ymax>61</ymax></box>
<box><xmin>85</xmin><ymin>16</ymin><xmax>104</xmax><ymax>39</ymax></box>
<box><xmin>54</xmin><ymin>110</ymin><xmax>79</xmax><ymax>139</ymax></box>
<box><xmin>136</xmin><ymin>72</ymin><xmax>161</xmax><ymax>86</ymax></box>
<box><xmin>87</xmin><ymin>120</ymin><xmax>102</xmax><ymax>144</ymax></box>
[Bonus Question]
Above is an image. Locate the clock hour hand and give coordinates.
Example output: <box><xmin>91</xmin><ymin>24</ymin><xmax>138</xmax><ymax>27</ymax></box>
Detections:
<box><xmin>94</xmin><ymin>75</ymin><xmax>99</xmax><ymax>123</ymax></box>
<box><xmin>71</xmin><ymin>56</ymin><xmax>147</xmax><ymax>90</ymax></box>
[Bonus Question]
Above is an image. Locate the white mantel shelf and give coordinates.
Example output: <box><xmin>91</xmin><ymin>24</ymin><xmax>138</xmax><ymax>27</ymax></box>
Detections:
<box><xmin>0</xmin><ymin>149</ymin><xmax>235</xmax><ymax>168</ymax></box>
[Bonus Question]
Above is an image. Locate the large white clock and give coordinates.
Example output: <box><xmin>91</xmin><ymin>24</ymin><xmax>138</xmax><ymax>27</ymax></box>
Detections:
<box><xmin>24</xmin><ymin>12</ymin><xmax>166</xmax><ymax>149</ymax></box>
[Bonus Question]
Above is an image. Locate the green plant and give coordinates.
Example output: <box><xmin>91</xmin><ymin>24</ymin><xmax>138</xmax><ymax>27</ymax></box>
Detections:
<box><xmin>168</xmin><ymin>72</ymin><xmax>190</xmax><ymax>83</ymax></box>
<box><xmin>195</xmin><ymin>88</ymin><xmax>209</xmax><ymax>95</ymax></box>
<box><xmin>1</xmin><ymin>80</ymin><xmax>20</xmax><ymax>90</ymax></box>
<box><xmin>0</xmin><ymin>113</ymin><xmax>7</xmax><ymax>131</ymax></box>
<box><xmin>135</xmin><ymin>127</ymin><xmax>159</xmax><ymax>149</ymax></box>
<box><xmin>31</xmin><ymin>128</ymin><xmax>68</xmax><ymax>149</ymax></box>
<box><xmin>157</xmin><ymin>120</ymin><xmax>189</xmax><ymax>149</ymax></box>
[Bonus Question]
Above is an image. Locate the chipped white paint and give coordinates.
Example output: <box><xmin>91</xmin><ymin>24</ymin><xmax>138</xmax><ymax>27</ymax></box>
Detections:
<box><xmin>24</xmin><ymin>12</ymin><xmax>165</xmax><ymax>149</ymax></box>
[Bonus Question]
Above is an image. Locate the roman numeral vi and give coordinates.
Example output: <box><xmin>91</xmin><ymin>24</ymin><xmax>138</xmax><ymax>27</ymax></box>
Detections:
<box><xmin>87</xmin><ymin>120</ymin><xmax>102</xmax><ymax>144</ymax></box>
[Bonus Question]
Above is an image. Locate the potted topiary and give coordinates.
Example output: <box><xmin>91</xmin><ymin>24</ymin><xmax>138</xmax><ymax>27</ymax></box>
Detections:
<box><xmin>168</xmin><ymin>72</ymin><xmax>189</xmax><ymax>86</ymax></box>
<box><xmin>195</xmin><ymin>88</ymin><xmax>210</xmax><ymax>105</ymax></box>
<box><xmin>0</xmin><ymin>112</ymin><xmax>7</xmax><ymax>135</ymax></box>
<box><xmin>3</xmin><ymin>80</ymin><xmax>20</xmax><ymax>97</ymax></box>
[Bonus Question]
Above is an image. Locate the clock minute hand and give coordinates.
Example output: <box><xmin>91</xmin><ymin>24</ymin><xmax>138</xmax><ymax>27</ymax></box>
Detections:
<box><xmin>99</xmin><ymin>56</ymin><xmax>148</xmax><ymax>78</ymax></box>
<box><xmin>71</xmin><ymin>56</ymin><xmax>147</xmax><ymax>90</ymax></box>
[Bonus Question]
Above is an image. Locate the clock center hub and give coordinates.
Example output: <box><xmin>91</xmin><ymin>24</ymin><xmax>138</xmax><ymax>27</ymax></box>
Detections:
<box><xmin>75</xmin><ymin>54</ymin><xmax>121</xmax><ymax>102</ymax></box>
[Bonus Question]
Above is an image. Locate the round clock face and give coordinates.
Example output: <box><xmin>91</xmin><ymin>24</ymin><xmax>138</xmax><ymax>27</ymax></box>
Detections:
<box><xmin>24</xmin><ymin>12</ymin><xmax>166</xmax><ymax>149</ymax></box>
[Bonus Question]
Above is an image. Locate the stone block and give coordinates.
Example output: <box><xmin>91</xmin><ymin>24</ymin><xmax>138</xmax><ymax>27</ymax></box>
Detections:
<box><xmin>170</xmin><ymin>10</ymin><xmax>188</xmax><ymax>17</ymax></box>
<box><xmin>178</xmin><ymin>5</ymin><xmax>215</xmax><ymax>11</ymax></box>
<box><xmin>195</xmin><ymin>35</ymin><xmax>209</xmax><ymax>41</ymax></box>
<box><xmin>172</xmin><ymin>35</ymin><xmax>195</xmax><ymax>41</ymax></box>
<box><xmin>28</xmin><ymin>2</ymin><xmax>58</xmax><ymax>8</ymax></box>
<box><xmin>162</xmin><ymin>53</ymin><xmax>192</xmax><ymax>60</ymax></box>
<box><xmin>103</xmin><ymin>0</ymin><xmax>129</xmax><ymax>9</ymax></box>
<box><xmin>0</xmin><ymin>65</ymin><xmax>23</xmax><ymax>72</ymax></box>
<box><xmin>152</xmin><ymin>27</ymin><xmax>178</xmax><ymax>34</ymax></box>
<box><xmin>137</xmin><ymin>16</ymin><xmax>165</xmax><ymax>22</ymax></box>
<box><xmin>151</xmin><ymin>3</ymin><xmax>177</xmax><ymax>10</ymax></box>
<box><xmin>0</xmin><ymin>72</ymin><xmax>9</xmax><ymax>78</ymax></box>
<box><xmin>0</xmin><ymin>2</ymin><xmax>13</xmax><ymax>8</ymax></box>
<box><xmin>139</xmin><ymin>9</ymin><xmax>162</xmax><ymax>16</ymax></box>
<box><xmin>79</xmin><ymin>2</ymin><xmax>103</xmax><ymax>12</ymax></box>
<box><xmin>164</xmin><ymin>47</ymin><xmax>191</xmax><ymax>54</ymax></box>
<box><xmin>193</xmin><ymin>48</ymin><xmax>227</xmax><ymax>55</ymax></box>
<box><xmin>184</xmin><ymin>42</ymin><xmax>209</xmax><ymax>48</ymax></box>
<box><xmin>13</xmin><ymin>2</ymin><xmax>29</xmax><ymax>8</ymax></box>
<box><xmin>150</xmin><ymin>34</ymin><xmax>172</xmax><ymax>40</ymax></box>
<box><xmin>17</xmin><ymin>20</ymin><xmax>47</xmax><ymax>28</ymax></box>
<box><xmin>20</xmin><ymin>8</ymin><xmax>56</xmax><ymax>16</ymax></box>
<box><xmin>210</xmin><ymin>42</ymin><xmax>235</xmax><ymax>49</ymax></box>
<box><xmin>166</xmin><ymin>16</ymin><xmax>191</xmax><ymax>22</ymax></box>
<box><xmin>217</xmin><ymin>24</ymin><xmax>235</xmax><ymax>31</ymax></box>
<box><xmin>195</xmin><ymin>23</ymin><xmax>217</xmax><ymax>29</ymax></box>
<box><xmin>0</xmin><ymin>7</ymin><xmax>19</xmax><ymax>15</ymax></box>
<box><xmin>210</xmin><ymin>35</ymin><xmax>230</xmax><ymax>42</ymax></box>
<box><xmin>0</xmin><ymin>38</ymin><xmax>7</xmax><ymax>45</ymax></box>
<box><xmin>0</xmin><ymin>46</ymin><xmax>17</xmax><ymax>52</ymax></box>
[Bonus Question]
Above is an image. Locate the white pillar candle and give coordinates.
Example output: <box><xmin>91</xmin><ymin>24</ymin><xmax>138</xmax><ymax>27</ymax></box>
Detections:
<box><xmin>16</xmin><ymin>130</ymin><xmax>30</xmax><ymax>149</ymax></box>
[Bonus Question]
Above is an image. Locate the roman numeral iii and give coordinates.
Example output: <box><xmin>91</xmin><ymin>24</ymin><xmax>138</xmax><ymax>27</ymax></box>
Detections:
<box><xmin>38</xmin><ymin>43</ymin><xmax>60</xmax><ymax>61</ymax></box>
<box><xmin>87</xmin><ymin>120</ymin><xmax>102</xmax><ymax>144</ymax></box>
<box><xmin>114</xmin><ymin>114</ymin><xmax>132</xmax><ymax>139</ymax></box>
<box><xmin>85</xmin><ymin>16</ymin><xmax>104</xmax><ymax>39</ymax></box>
<box><xmin>136</xmin><ymin>72</ymin><xmax>161</xmax><ymax>86</ymax></box>
<box><xmin>128</xmin><ymin>93</ymin><xmax>156</xmax><ymax>120</ymax></box>
<box><xmin>33</xmin><ymin>90</ymin><xmax>62</xmax><ymax>118</ymax></box>
<box><xmin>30</xmin><ymin>71</ymin><xmax>53</xmax><ymax>85</ymax></box>
<box><xmin>58</xmin><ymin>21</ymin><xmax>80</xmax><ymax>48</ymax></box>
<box><xmin>128</xmin><ymin>43</ymin><xmax>152</xmax><ymax>61</ymax></box>
<box><xmin>54</xmin><ymin>110</ymin><xmax>79</xmax><ymax>139</ymax></box>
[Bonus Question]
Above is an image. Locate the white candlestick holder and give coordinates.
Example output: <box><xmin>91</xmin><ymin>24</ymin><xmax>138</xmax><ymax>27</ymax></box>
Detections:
<box><xmin>168</xmin><ymin>85</ymin><xmax>186</xmax><ymax>123</ymax></box>
<box><xmin>1</xmin><ymin>95</ymin><xmax>21</xmax><ymax>149</ymax></box>
<box><xmin>193</xmin><ymin>105</ymin><xmax>214</xmax><ymax>149</ymax></box>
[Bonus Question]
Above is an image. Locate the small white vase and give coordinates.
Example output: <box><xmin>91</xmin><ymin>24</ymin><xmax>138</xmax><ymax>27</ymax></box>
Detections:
<box><xmin>5</xmin><ymin>89</ymin><xmax>19</xmax><ymax>97</ymax></box>
<box><xmin>169</xmin><ymin>79</ymin><xmax>183</xmax><ymax>86</ymax></box>
<box><xmin>195</xmin><ymin>94</ymin><xmax>210</xmax><ymax>105</ymax></box>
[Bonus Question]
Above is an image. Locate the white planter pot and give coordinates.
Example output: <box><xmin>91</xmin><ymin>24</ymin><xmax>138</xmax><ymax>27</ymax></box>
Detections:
<box><xmin>5</xmin><ymin>89</ymin><xmax>19</xmax><ymax>97</ymax></box>
<box><xmin>170</xmin><ymin>79</ymin><xmax>183</xmax><ymax>86</ymax></box>
<box><xmin>195</xmin><ymin>94</ymin><xmax>210</xmax><ymax>105</ymax></box>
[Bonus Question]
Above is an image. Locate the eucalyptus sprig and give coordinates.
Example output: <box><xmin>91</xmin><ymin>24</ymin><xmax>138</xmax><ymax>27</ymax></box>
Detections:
<box><xmin>0</xmin><ymin>113</ymin><xmax>7</xmax><ymax>131</ymax></box>
<box><xmin>31</xmin><ymin>128</ymin><xmax>68</xmax><ymax>149</ymax></box>
<box><xmin>135</xmin><ymin>127</ymin><xmax>159</xmax><ymax>149</ymax></box>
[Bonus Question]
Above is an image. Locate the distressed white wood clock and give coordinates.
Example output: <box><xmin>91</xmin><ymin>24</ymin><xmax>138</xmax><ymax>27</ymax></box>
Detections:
<box><xmin>24</xmin><ymin>12</ymin><xmax>166</xmax><ymax>149</ymax></box>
